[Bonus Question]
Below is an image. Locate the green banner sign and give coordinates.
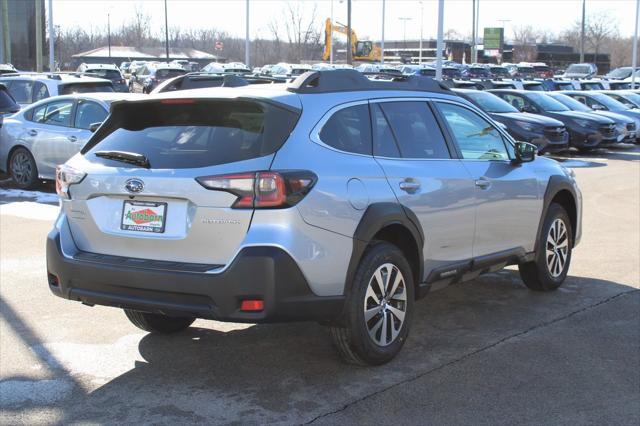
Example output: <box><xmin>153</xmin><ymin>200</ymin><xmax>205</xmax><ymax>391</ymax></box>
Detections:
<box><xmin>484</xmin><ymin>27</ymin><xmax>504</xmax><ymax>51</ymax></box>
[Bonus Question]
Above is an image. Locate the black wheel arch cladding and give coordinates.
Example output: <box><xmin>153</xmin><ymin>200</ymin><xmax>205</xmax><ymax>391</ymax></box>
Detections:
<box><xmin>346</xmin><ymin>202</ymin><xmax>425</xmax><ymax>298</ymax></box>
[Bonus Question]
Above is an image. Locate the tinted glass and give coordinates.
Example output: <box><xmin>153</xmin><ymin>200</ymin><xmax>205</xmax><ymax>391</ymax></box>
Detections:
<box><xmin>463</xmin><ymin>91</ymin><xmax>518</xmax><ymax>113</ymax></box>
<box><xmin>0</xmin><ymin>88</ymin><xmax>18</xmax><ymax>111</ymax></box>
<box><xmin>550</xmin><ymin>93</ymin><xmax>591</xmax><ymax>112</ymax></box>
<box><xmin>75</xmin><ymin>101</ymin><xmax>108</xmax><ymax>130</ymax></box>
<box><xmin>319</xmin><ymin>104</ymin><xmax>372</xmax><ymax>155</ymax></box>
<box><xmin>525</xmin><ymin>92</ymin><xmax>569</xmax><ymax>111</ymax></box>
<box><xmin>59</xmin><ymin>83</ymin><xmax>114</xmax><ymax>95</ymax></box>
<box><xmin>32</xmin><ymin>82</ymin><xmax>49</xmax><ymax>102</ymax></box>
<box><xmin>379</xmin><ymin>102</ymin><xmax>450</xmax><ymax>159</ymax></box>
<box><xmin>607</xmin><ymin>93</ymin><xmax>639</xmax><ymax>108</ymax></box>
<box><xmin>371</xmin><ymin>103</ymin><xmax>400</xmax><ymax>158</ymax></box>
<box><xmin>579</xmin><ymin>93</ymin><xmax>629</xmax><ymax>111</ymax></box>
<box><xmin>496</xmin><ymin>93</ymin><xmax>528</xmax><ymax>111</ymax></box>
<box><xmin>85</xmin><ymin>100</ymin><xmax>300</xmax><ymax>169</ymax></box>
<box><xmin>85</xmin><ymin>69</ymin><xmax>122</xmax><ymax>80</ymax></box>
<box><xmin>155</xmin><ymin>69</ymin><xmax>186</xmax><ymax>79</ymax></box>
<box><xmin>7</xmin><ymin>80</ymin><xmax>33</xmax><ymax>103</ymax></box>
<box><xmin>437</xmin><ymin>102</ymin><xmax>509</xmax><ymax>161</ymax></box>
<box><xmin>419</xmin><ymin>68</ymin><xmax>436</xmax><ymax>77</ymax></box>
<box><xmin>33</xmin><ymin>99</ymin><xmax>74</xmax><ymax>127</ymax></box>
<box><xmin>524</xmin><ymin>84</ymin><xmax>544</xmax><ymax>91</ymax></box>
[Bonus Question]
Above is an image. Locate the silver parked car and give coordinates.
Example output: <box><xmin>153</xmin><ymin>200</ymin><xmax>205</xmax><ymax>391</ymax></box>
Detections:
<box><xmin>46</xmin><ymin>70</ymin><xmax>582</xmax><ymax>365</ymax></box>
<box><xmin>0</xmin><ymin>92</ymin><xmax>142</xmax><ymax>188</ymax></box>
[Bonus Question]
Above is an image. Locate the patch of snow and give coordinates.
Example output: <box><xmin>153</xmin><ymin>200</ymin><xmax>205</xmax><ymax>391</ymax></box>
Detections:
<box><xmin>0</xmin><ymin>202</ymin><xmax>60</xmax><ymax>221</ymax></box>
<box><xmin>0</xmin><ymin>188</ymin><xmax>59</xmax><ymax>204</ymax></box>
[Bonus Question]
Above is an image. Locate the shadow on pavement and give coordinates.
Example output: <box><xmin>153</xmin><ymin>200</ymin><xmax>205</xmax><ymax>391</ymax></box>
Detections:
<box><xmin>33</xmin><ymin>271</ymin><xmax>637</xmax><ymax>424</ymax></box>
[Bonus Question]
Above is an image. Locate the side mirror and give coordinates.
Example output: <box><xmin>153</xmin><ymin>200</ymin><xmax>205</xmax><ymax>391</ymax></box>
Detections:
<box><xmin>89</xmin><ymin>122</ymin><xmax>102</xmax><ymax>133</ymax></box>
<box><xmin>520</xmin><ymin>105</ymin><xmax>536</xmax><ymax>113</ymax></box>
<box><xmin>591</xmin><ymin>104</ymin><xmax>605</xmax><ymax>111</ymax></box>
<box><xmin>513</xmin><ymin>141</ymin><xmax>537</xmax><ymax>163</ymax></box>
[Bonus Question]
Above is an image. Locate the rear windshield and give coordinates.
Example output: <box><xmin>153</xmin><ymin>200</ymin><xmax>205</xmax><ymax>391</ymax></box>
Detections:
<box><xmin>85</xmin><ymin>69</ymin><xmax>122</xmax><ymax>80</ymax></box>
<box><xmin>0</xmin><ymin>88</ymin><xmax>19</xmax><ymax>111</ymax></box>
<box><xmin>84</xmin><ymin>100</ymin><xmax>300</xmax><ymax>169</ymax></box>
<box><xmin>155</xmin><ymin>69</ymin><xmax>186</xmax><ymax>79</ymax></box>
<box><xmin>59</xmin><ymin>82</ymin><xmax>114</xmax><ymax>95</ymax></box>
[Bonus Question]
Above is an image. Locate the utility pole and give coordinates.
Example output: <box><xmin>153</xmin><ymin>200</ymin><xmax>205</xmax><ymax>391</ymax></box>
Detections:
<box><xmin>164</xmin><ymin>0</ymin><xmax>169</xmax><ymax>61</ymax></box>
<box><xmin>347</xmin><ymin>0</ymin><xmax>352</xmax><ymax>65</ymax></box>
<box><xmin>0</xmin><ymin>0</ymin><xmax>10</xmax><ymax>65</ymax></box>
<box><xmin>330</xmin><ymin>0</ymin><xmax>334</xmax><ymax>63</ymax></box>
<box><xmin>35</xmin><ymin>0</ymin><xmax>43</xmax><ymax>72</ymax></box>
<box><xmin>381</xmin><ymin>0</ymin><xmax>385</xmax><ymax>64</ymax></box>
<box><xmin>435</xmin><ymin>0</ymin><xmax>444</xmax><ymax>80</ymax></box>
<box><xmin>245</xmin><ymin>0</ymin><xmax>250</xmax><ymax>67</ymax></box>
<box><xmin>399</xmin><ymin>17</ymin><xmax>411</xmax><ymax>52</ymax></box>
<box><xmin>48</xmin><ymin>0</ymin><xmax>54</xmax><ymax>71</ymax></box>
<box><xmin>419</xmin><ymin>1</ymin><xmax>424</xmax><ymax>64</ymax></box>
<box><xmin>580</xmin><ymin>0</ymin><xmax>585</xmax><ymax>63</ymax></box>
<box><xmin>471</xmin><ymin>0</ymin><xmax>476</xmax><ymax>64</ymax></box>
<box><xmin>632</xmin><ymin>0</ymin><xmax>639</xmax><ymax>89</ymax></box>
<box><xmin>107</xmin><ymin>12</ymin><xmax>111</xmax><ymax>60</ymax></box>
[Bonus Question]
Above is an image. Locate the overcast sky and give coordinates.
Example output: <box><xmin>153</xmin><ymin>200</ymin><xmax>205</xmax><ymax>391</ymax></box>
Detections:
<box><xmin>49</xmin><ymin>0</ymin><xmax>637</xmax><ymax>42</ymax></box>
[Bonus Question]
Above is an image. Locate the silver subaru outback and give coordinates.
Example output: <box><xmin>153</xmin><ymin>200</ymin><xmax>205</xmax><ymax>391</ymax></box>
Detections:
<box><xmin>47</xmin><ymin>70</ymin><xmax>582</xmax><ymax>365</ymax></box>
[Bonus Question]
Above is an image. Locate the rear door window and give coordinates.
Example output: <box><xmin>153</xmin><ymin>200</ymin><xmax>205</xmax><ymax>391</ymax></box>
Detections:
<box><xmin>85</xmin><ymin>100</ymin><xmax>300</xmax><ymax>169</ymax></box>
<box><xmin>377</xmin><ymin>101</ymin><xmax>451</xmax><ymax>159</ymax></box>
<box><xmin>319</xmin><ymin>104</ymin><xmax>372</xmax><ymax>155</ymax></box>
<box><xmin>32</xmin><ymin>82</ymin><xmax>50</xmax><ymax>102</ymax></box>
<box><xmin>30</xmin><ymin>99</ymin><xmax>75</xmax><ymax>127</ymax></box>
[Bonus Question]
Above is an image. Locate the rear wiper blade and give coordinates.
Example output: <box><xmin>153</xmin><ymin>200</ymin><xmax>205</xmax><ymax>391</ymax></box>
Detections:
<box><xmin>94</xmin><ymin>150</ymin><xmax>150</xmax><ymax>168</ymax></box>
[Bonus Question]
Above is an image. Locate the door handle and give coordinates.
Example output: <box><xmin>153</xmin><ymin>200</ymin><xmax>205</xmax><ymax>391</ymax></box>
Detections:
<box><xmin>28</xmin><ymin>129</ymin><xmax>38</xmax><ymax>136</ymax></box>
<box><xmin>475</xmin><ymin>177</ymin><xmax>492</xmax><ymax>190</ymax></box>
<box><xmin>399</xmin><ymin>179</ymin><xmax>421</xmax><ymax>193</ymax></box>
<box><xmin>68</xmin><ymin>135</ymin><xmax>78</xmax><ymax>142</ymax></box>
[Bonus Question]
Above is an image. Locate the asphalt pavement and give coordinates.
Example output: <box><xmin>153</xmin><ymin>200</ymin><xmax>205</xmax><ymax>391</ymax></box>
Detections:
<box><xmin>0</xmin><ymin>146</ymin><xmax>638</xmax><ymax>425</ymax></box>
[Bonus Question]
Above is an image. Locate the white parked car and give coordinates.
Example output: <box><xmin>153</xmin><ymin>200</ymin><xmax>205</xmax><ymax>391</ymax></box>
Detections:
<box><xmin>0</xmin><ymin>73</ymin><xmax>114</xmax><ymax>106</ymax></box>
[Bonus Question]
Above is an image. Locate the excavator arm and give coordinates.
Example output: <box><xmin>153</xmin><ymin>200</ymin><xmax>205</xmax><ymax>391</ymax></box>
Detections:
<box><xmin>323</xmin><ymin>18</ymin><xmax>380</xmax><ymax>62</ymax></box>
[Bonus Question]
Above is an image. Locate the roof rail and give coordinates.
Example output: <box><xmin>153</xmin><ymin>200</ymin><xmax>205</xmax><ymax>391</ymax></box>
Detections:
<box><xmin>287</xmin><ymin>69</ymin><xmax>450</xmax><ymax>94</ymax></box>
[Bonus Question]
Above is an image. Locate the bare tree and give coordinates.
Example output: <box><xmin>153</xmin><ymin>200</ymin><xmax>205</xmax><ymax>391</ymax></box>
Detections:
<box><xmin>282</xmin><ymin>1</ymin><xmax>321</xmax><ymax>62</ymax></box>
<box><xmin>512</xmin><ymin>26</ymin><xmax>538</xmax><ymax>62</ymax></box>
<box><xmin>586</xmin><ymin>12</ymin><xmax>618</xmax><ymax>57</ymax></box>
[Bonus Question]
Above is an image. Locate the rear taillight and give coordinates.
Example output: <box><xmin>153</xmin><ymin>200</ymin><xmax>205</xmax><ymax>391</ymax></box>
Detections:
<box><xmin>56</xmin><ymin>164</ymin><xmax>86</xmax><ymax>199</ymax></box>
<box><xmin>196</xmin><ymin>171</ymin><xmax>316</xmax><ymax>209</ymax></box>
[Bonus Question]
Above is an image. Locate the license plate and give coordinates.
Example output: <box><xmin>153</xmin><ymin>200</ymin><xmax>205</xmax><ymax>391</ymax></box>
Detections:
<box><xmin>121</xmin><ymin>201</ymin><xmax>167</xmax><ymax>233</ymax></box>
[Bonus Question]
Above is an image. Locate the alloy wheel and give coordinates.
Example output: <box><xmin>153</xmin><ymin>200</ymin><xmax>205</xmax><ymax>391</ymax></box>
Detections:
<box><xmin>546</xmin><ymin>218</ymin><xmax>569</xmax><ymax>278</ymax></box>
<box><xmin>11</xmin><ymin>152</ymin><xmax>33</xmax><ymax>186</ymax></box>
<box><xmin>363</xmin><ymin>263</ymin><xmax>407</xmax><ymax>347</ymax></box>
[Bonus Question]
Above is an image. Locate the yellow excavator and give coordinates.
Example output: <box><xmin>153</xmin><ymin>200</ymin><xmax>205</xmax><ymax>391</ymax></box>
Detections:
<box><xmin>323</xmin><ymin>18</ymin><xmax>381</xmax><ymax>62</ymax></box>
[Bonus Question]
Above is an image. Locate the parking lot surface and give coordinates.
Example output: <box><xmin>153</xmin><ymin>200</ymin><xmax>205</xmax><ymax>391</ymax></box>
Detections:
<box><xmin>1</xmin><ymin>147</ymin><xmax>639</xmax><ymax>425</ymax></box>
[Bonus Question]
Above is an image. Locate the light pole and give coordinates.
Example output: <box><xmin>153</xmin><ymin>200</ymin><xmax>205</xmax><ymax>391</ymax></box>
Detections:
<box><xmin>435</xmin><ymin>0</ymin><xmax>444</xmax><ymax>80</ymax></box>
<box><xmin>164</xmin><ymin>0</ymin><xmax>169</xmax><ymax>61</ymax></box>
<box><xmin>580</xmin><ymin>0</ymin><xmax>585</xmax><ymax>63</ymax></box>
<box><xmin>347</xmin><ymin>0</ymin><xmax>352</xmax><ymax>65</ymax></box>
<box><xmin>399</xmin><ymin>17</ymin><xmax>411</xmax><ymax>54</ymax></box>
<box><xmin>330</xmin><ymin>0</ymin><xmax>334</xmax><ymax>63</ymax></box>
<box><xmin>381</xmin><ymin>0</ymin><xmax>385</xmax><ymax>64</ymax></box>
<box><xmin>48</xmin><ymin>0</ymin><xmax>54</xmax><ymax>71</ymax></box>
<box><xmin>107</xmin><ymin>12</ymin><xmax>111</xmax><ymax>60</ymax></box>
<box><xmin>419</xmin><ymin>1</ymin><xmax>424</xmax><ymax>64</ymax></box>
<box><xmin>245</xmin><ymin>0</ymin><xmax>250</xmax><ymax>67</ymax></box>
<box><xmin>632</xmin><ymin>0</ymin><xmax>639</xmax><ymax>89</ymax></box>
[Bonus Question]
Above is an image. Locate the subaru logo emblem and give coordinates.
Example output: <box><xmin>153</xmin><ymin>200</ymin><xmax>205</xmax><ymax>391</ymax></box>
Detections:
<box><xmin>124</xmin><ymin>178</ymin><xmax>144</xmax><ymax>193</ymax></box>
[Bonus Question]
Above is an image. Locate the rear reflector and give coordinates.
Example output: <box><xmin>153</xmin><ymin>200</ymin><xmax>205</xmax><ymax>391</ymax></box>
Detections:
<box><xmin>240</xmin><ymin>300</ymin><xmax>264</xmax><ymax>312</ymax></box>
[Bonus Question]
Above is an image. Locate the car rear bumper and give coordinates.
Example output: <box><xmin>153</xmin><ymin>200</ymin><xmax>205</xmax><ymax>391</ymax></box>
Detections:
<box><xmin>46</xmin><ymin>224</ymin><xmax>344</xmax><ymax>323</ymax></box>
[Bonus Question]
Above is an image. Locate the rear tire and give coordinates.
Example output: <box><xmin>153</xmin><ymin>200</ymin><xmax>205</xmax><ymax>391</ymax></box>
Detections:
<box><xmin>9</xmin><ymin>147</ymin><xmax>39</xmax><ymax>189</ymax></box>
<box><xmin>330</xmin><ymin>242</ymin><xmax>414</xmax><ymax>366</ymax></box>
<box><xmin>519</xmin><ymin>203</ymin><xmax>573</xmax><ymax>291</ymax></box>
<box><xmin>124</xmin><ymin>309</ymin><xmax>195</xmax><ymax>334</ymax></box>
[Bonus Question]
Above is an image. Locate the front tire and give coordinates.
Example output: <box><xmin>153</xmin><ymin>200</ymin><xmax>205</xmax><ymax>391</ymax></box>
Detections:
<box><xmin>124</xmin><ymin>309</ymin><xmax>195</xmax><ymax>334</ymax></box>
<box><xmin>9</xmin><ymin>147</ymin><xmax>39</xmax><ymax>189</ymax></box>
<box><xmin>519</xmin><ymin>203</ymin><xmax>573</xmax><ymax>291</ymax></box>
<box><xmin>330</xmin><ymin>242</ymin><xmax>414</xmax><ymax>366</ymax></box>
